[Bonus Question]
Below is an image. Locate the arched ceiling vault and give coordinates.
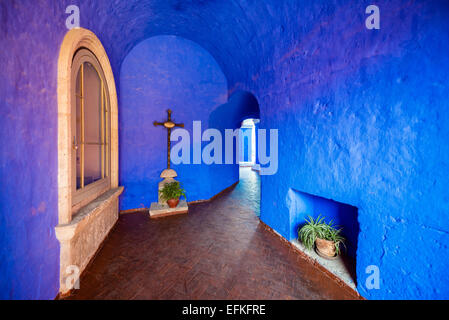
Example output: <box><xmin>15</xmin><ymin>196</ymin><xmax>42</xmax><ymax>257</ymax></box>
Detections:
<box><xmin>80</xmin><ymin>0</ymin><xmax>284</xmax><ymax>90</ymax></box>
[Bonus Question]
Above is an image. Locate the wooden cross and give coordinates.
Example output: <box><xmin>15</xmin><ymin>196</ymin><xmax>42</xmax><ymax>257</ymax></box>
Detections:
<box><xmin>153</xmin><ymin>109</ymin><xmax>184</xmax><ymax>169</ymax></box>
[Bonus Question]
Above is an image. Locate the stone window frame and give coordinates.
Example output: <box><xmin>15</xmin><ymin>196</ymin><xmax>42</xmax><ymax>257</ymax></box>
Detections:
<box><xmin>71</xmin><ymin>48</ymin><xmax>111</xmax><ymax>212</ymax></box>
<box><xmin>57</xmin><ymin>28</ymin><xmax>119</xmax><ymax>225</ymax></box>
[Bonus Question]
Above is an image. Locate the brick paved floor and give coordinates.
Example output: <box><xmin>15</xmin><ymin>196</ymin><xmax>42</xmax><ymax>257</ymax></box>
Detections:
<box><xmin>65</xmin><ymin>168</ymin><xmax>360</xmax><ymax>300</ymax></box>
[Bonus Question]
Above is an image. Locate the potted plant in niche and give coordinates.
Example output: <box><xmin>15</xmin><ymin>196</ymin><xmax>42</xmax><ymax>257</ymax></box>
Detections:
<box><xmin>298</xmin><ymin>215</ymin><xmax>345</xmax><ymax>259</ymax></box>
<box><xmin>159</xmin><ymin>181</ymin><xmax>186</xmax><ymax>208</ymax></box>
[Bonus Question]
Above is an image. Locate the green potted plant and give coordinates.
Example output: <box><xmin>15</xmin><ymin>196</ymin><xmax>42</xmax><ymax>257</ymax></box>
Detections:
<box><xmin>298</xmin><ymin>215</ymin><xmax>345</xmax><ymax>259</ymax></box>
<box><xmin>159</xmin><ymin>181</ymin><xmax>186</xmax><ymax>208</ymax></box>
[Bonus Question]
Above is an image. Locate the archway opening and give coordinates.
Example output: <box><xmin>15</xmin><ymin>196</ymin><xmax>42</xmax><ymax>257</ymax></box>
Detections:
<box><xmin>119</xmin><ymin>35</ymin><xmax>228</xmax><ymax>208</ymax></box>
<box><xmin>239</xmin><ymin>118</ymin><xmax>257</xmax><ymax>168</ymax></box>
<box><xmin>208</xmin><ymin>90</ymin><xmax>261</xmax><ymax>215</ymax></box>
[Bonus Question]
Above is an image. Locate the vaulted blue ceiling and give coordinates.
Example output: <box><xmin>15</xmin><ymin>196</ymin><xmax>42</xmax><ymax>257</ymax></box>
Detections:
<box><xmin>79</xmin><ymin>0</ymin><xmax>285</xmax><ymax>88</ymax></box>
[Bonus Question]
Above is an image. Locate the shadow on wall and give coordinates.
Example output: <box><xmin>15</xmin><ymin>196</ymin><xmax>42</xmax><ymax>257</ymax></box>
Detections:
<box><xmin>287</xmin><ymin>188</ymin><xmax>359</xmax><ymax>260</ymax></box>
<box><xmin>210</xmin><ymin>90</ymin><xmax>260</xmax><ymax>129</ymax></box>
<box><xmin>207</xmin><ymin>91</ymin><xmax>260</xmax><ymax>196</ymax></box>
<box><xmin>119</xmin><ymin>35</ymin><xmax>228</xmax><ymax>209</ymax></box>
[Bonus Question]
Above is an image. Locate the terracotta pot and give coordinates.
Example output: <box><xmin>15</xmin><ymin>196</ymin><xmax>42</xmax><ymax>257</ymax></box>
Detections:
<box><xmin>315</xmin><ymin>238</ymin><xmax>337</xmax><ymax>257</ymax></box>
<box><xmin>167</xmin><ymin>198</ymin><xmax>179</xmax><ymax>208</ymax></box>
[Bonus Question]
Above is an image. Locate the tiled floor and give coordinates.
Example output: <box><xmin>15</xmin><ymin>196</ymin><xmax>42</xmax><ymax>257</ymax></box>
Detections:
<box><xmin>65</xmin><ymin>168</ymin><xmax>360</xmax><ymax>300</ymax></box>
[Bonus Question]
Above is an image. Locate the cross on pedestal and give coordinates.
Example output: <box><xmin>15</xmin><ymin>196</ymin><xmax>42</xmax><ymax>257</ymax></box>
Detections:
<box><xmin>150</xmin><ymin>109</ymin><xmax>188</xmax><ymax>218</ymax></box>
<box><xmin>153</xmin><ymin>109</ymin><xmax>184</xmax><ymax>169</ymax></box>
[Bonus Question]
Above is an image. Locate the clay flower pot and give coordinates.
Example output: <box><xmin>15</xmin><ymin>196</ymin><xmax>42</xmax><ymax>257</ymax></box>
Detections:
<box><xmin>315</xmin><ymin>238</ymin><xmax>337</xmax><ymax>258</ymax></box>
<box><xmin>167</xmin><ymin>198</ymin><xmax>180</xmax><ymax>208</ymax></box>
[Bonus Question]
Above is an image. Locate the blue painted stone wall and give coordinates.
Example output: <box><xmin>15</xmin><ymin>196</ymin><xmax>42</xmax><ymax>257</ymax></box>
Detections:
<box><xmin>0</xmin><ymin>1</ymin><xmax>69</xmax><ymax>299</ymax></box>
<box><xmin>249</xmin><ymin>0</ymin><xmax>449</xmax><ymax>299</ymax></box>
<box><xmin>119</xmin><ymin>35</ymin><xmax>228</xmax><ymax>209</ymax></box>
<box><xmin>253</xmin><ymin>121</ymin><xmax>260</xmax><ymax>166</ymax></box>
<box><xmin>239</xmin><ymin>127</ymin><xmax>252</xmax><ymax>163</ymax></box>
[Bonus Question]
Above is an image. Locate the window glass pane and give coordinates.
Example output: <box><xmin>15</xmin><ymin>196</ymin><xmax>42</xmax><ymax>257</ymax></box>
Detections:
<box><xmin>103</xmin><ymin>88</ymin><xmax>108</xmax><ymax>177</ymax></box>
<box><xmin>76</xmin><ymin>67</ymin><xmax>82</xmax><ymax>189</ymax></box>
<box><xmin>83</xmin><ymin>62</ymin><xmax>102</xmax><ymax>186</ymax></box>
<box><xmin>84</xmin><ymin>144</ymin><xmax>102</xmax><ymax>185</ymax></box>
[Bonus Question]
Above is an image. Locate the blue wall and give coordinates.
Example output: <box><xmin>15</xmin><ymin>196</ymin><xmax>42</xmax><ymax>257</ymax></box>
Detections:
<box><xmin>119</xmin><ymin>35</ymin><xmax>228</xmax><ymax>209</ymax></box>
<box><xmin>254</xmin><ymin>0</ymin><xmax>449</xmax><ymax>299</ymax></box>
<box><xmin>239</xmin><ymin>127</ymin><xmax>252</xmax><ymax>163</ymax></box>
<box><xmin>0</xmin><ymin>1</ymin><xmax>67</xmax><ymax>299</ymax></box>
<box><xmin>208</xmin><ymin>91</ymin><xmax>260</xmax><ymax>195</ymax></box>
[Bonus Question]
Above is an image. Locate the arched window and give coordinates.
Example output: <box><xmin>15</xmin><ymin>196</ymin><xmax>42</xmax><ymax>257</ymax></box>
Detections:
<box><xmin>56</xmin><ymin>28</ymin><xmax>121</xmax><ymax>294</ymax></box>
<box><xmin>71</xmin><ymin>49</ymin><xmax>111</xmax><ymax>207</ymax></box>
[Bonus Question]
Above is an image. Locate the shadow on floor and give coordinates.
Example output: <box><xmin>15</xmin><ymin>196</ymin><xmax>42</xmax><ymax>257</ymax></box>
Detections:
<box><xmin>64</xmin><ymin>167</ymin><xmax>360</xmax><ymax>300</ymax></box>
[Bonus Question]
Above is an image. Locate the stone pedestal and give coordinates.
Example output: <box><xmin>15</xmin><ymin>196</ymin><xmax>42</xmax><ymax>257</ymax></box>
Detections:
<box><xmin>149</xmin><ymin>200</ymin><xmax>188</xmax><ymax>218</ymax></box>
<box><xmin>149</xmin><ymin>168</ymin><xmax>188</xmax><ymax>218</ymax></box>
<box><xmin>157</xmin><ymin>168</ymin><xmax>177</xmax><ymax>205</ymax></box>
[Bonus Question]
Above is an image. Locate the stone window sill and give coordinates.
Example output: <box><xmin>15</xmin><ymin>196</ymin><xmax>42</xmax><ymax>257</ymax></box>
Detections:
<box><xmin>55</xmin><ymin>187</ymin><xmax>124</xmax><ymax>242</ymax></box>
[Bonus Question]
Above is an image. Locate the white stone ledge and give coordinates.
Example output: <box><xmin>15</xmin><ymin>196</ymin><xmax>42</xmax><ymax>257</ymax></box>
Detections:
<box><xmin>291</xmin><ymin>239</ymin><xmax>357</xmax><ymax>291</ymax></box>
<box><xmin>55</xmin><ymin>187</ymin><xmax>124</xmax><ymax>242</ymax></box>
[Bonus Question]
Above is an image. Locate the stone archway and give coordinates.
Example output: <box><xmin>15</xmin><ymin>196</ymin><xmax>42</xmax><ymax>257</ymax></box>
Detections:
<box><xmin>55</xmin><ymin>28</ymin><xmax>121</xmax><ymax>294</ymax></box>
